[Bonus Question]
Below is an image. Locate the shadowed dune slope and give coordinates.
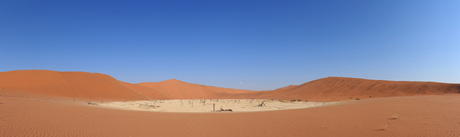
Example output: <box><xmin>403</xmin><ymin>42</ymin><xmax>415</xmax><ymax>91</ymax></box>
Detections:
<box><xmin>0</xmin><ymin>70</ymin><xmax>165</xmax><ymax>100</ymax></box>
<box><xmin>137</xmin><ymin>79</ymin><xmax>256</xmax><ymax>99</ymax></box>
<box><xmin>242</xmin><ymin>77</ymin><xmax>460</xmax><ymax>101</ymax></box>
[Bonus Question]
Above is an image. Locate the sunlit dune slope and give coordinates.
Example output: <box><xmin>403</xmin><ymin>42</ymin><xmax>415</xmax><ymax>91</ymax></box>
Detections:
<box><xmin>243</xmin><ymin>77</ymin><xmax>460</xmax><ymax>101</ymax></box>
<box><xmin>0</xmin><ymin>70</ymin><xmax>164</xmax><ymax>100</ymax></box>
<box><xmin>1</xmin><ymin>70</ymin><xmax>458</xmax><ymax>101</ymax></box>
<box><xmin>137</xmin><ymin>79</ymin><xmax>256</xmax><ymax>99</ymax></box>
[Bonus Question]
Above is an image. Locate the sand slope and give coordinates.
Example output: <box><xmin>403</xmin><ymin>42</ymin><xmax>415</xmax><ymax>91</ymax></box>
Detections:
<box><xmin>1</xmin><ymin>94</ymin><xmax>459</xmax><ymax>137</ymax></box>
<box><xmin>0</xmin><ymin>70</ymin><xmax>165</xmax><ymax>100</ymax></box>
<box><xmin>137</xmin><ymin>79</ymin><xmax>256</xmax><ymax>99</ymax></box>
<box><xmin>241</xmin><ymin>77</ymin><xmax>460</xmax><ymax>101</ymax></box>
<box><xmin>2</xmin><ymin>70</ymin><xmax>460</xmax><ymax>136</ymax></box>
<box><xmin>1</xmin><ymin>70</ymin><xmax>459</xmax><ymax>101</ymax></box>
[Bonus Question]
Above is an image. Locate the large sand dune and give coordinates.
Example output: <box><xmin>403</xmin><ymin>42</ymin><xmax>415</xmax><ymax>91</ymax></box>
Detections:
<box><xmin>237</xmin><ymin>77</ymin><xmax>460</xmax><ymax>101</ymax></box>
<box><xmin>137</xmin><ymin>79</ymin><xmax>256</xmax><ymax>99</ymax></box>
<box><xmin>1</xmin><ymin>70</ymin><xmax>460</xmax><ymax>137</ymax></box>
<box><xmin>1</xmin><ymin>70</ymin><xmax>459</xmax><ymax>101</ymax></box>
<box><xmin>0</xmin><ymin>70</ymin><xmax>165</xmax><ymax>100</ymax></box>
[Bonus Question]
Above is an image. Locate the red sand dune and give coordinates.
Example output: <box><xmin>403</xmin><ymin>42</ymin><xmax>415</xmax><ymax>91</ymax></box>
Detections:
<box><xmin>1</xmin><ymin>70</ymin><xmax>460</xmax><ymax>137</ymax></box>
<box><xmin>242</xmin><ymin>77</ymin><xmax>460</xmax><ymax>101</ymax></box>
<box><xmin>0</xmin><ymin>70</ymin><xmax>165</xmax><ymax>100</ymax></box>
<box><xmin>137</xmin><ymin>79</ymin><xmax>255</xmax><ymax>99</ymax></box>
<box><xmin>1</xmin><ymin>70</ymin><xmax>459</xmax><ymax>101</ymax></box>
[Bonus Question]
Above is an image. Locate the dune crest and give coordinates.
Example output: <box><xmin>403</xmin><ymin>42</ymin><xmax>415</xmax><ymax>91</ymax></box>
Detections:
<box><xmin>1</xmin><ymin>70</ymin><xmax>459</xmax><ymax>101</ymax></box>
<box><xmin>0</xmin><ymin>70</ymin><xmax>164</xmax><ymax>100</ymax></box>
<box><xmin>250</xmin><ymin>77</ymin><xmax>460</xmax><ymax>101</ymax></box>
<box><xmin>137</xmin><ymin>79</ymin><xmax>255</xmax><ymax>99</ymax></box>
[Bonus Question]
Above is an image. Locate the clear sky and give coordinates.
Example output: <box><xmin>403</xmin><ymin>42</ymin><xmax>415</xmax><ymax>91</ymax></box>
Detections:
<box><xmin>1</xmin><ymin>0</ymin><xmax>459</xmax><ymax>90</ymax></box>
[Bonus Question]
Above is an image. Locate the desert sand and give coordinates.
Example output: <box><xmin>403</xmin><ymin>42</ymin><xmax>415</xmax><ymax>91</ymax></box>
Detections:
<box><xmin>137</xmin><ymin>79</ymin><xmax>255</xmax><ymax>99</ymax></box>
<box><xmin>1</xmin><ymin>94</ymin><xmax>459</xmax><ymax>137</ymax></box>
<box><xmin>0</xmin><ymin>70</ymin><xmax>164</xmax><ymax>100</ymax></box>
<box><xmin>1</xmin><ymin>70</ymin><xmax>460</xmax><ymax>137</ymax></box>
<box><xmin>234</xmin><ymin>77</ymin><xmax>460</xmax><ymax>101</ymax></box>
<box><xmin>1</xmin><ymin>70</ymin><xmax>459</xmax><ymax>101</ymax></box>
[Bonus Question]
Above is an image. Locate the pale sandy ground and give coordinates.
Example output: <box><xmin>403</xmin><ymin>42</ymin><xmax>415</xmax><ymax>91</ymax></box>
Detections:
<box><xmin>1</xmin><ymin>94</ymin><xmax>460</xmax><ymax>137</ymax></box>
<box><xmin>97</xmin><ymin>99</ymin><xmax>336</xmax><ymax>112</ymax></box>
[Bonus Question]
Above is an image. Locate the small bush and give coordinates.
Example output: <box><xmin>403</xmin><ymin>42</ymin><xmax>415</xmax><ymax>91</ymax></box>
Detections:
<box><xmin>297</xmin><ymin>99</ymin><xmax>301</xmax><ymax>101</ymax></box>
<box><xmin>290</xmin><ymin>99</ymin><xmax>296</xmax><ymax>102</ymax></box>
<box><xmin>390</xmin><ymin>114</ymin><xmax>400</xmax><ymax>120</ymax></box>
<box><xmin>369</xmin><ymin>96</ymin><xmax>373</xmax><ymax>98</ymax></box>
<box><xmin>355</xmin><ymin>98</ymin><xmax>360</xmax><ymax>100</ymax></box>
<box><xmin>379</xmin><ymin>123</ymin><xmax>389</xmax><ymax>131</ymax></box>
<box><xmin>350</xmin><ymin>97</ymin><xmax>353</xmax><ymax>99</ymax></box>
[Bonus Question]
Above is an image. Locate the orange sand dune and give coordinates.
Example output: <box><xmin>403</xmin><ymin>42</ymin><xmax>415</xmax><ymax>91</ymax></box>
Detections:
<box><xmin>137</xmin><ymin>79</ymin><xmax>256</xmax><ymax>99</ymax></box>
<box><xmin>244</xmin><ymin>77</ymin><xmax>460</xmax><ymax>101</ymax></box>
<box><xmin>0</xmin><ymin>70</ymin><xmax>165</xmax><ymax>100</ymax></box>
<box><xmin>2</xmin><ymin>70</ymin><xmax>460</xmax><ymax>137</ymax></box>
<box><xmin>138</xmin><ymin>77</ymin><xmax>459</xmax><ymax>101</ymax></box>
<box><xmin>1</xmin><ymin>70</ymin><xmax>459</xmax><ymax>101</ymax></box>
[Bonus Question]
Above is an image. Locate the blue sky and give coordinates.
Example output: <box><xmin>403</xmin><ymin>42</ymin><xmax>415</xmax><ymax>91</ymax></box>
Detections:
<box><xmin>1</xmin><ymin>0</ymin><xmax>459</xmax><ymax>90</ymax></box>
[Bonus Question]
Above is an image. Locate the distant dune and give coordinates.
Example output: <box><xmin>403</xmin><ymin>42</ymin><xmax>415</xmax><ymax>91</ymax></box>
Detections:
<box><xmin>137</xmin><ymin>79</ymin><xmax>255</xmax><ymax>99</ymax></box>
<box><xmin>0</xmin><ymin>70</ymin><xmax>164</xmax><ymax>100</ymax></box>
<box><xmin>245</xmin><ymin>77</ymin><xmax>460</xmax><ymax>101</ymax></box>
<box><xmin>2</xmin><ymin>70</ymin><xmax>460</xmax><ymax>137</ymax></box>
<box><xmin>1</xmin><ymin>70</ymin><xmax>459</xmax><ymax>101</ymax></box>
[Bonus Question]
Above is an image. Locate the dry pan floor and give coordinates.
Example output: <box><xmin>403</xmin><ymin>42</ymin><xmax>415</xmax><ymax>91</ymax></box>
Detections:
<box><xmin>95</xmin><ymin>99</ymin><xmax>336</xmax><ymax>112</ymax></box>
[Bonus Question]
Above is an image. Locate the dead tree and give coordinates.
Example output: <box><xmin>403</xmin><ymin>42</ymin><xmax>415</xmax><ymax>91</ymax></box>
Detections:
<box><xmin>217</xmin><ymin>107</ymin><xmax>232</xmax><ymax>112</ymax></box>
<box><xmin>257</xmin><ymin>101</ymin><xmax>266</xmax><ymax>107</ymax></box>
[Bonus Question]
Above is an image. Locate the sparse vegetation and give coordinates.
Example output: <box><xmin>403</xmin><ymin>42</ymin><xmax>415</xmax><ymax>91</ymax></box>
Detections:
<box><xmin>297</xmin><ymin>99</ymin><xmax>301</xmax><ymax>101</ymax></box>
<box><xmin>379</xmin><ymin>123</ymin><xmax>389</xmax><ymax>131</ymax></box>
<box><xmin>350</xmin><ymin>97</ymin><xmax>353</xmax><ymax>99</ymax></box>
<box><xmin>355</xmin><ymin>98</ymin><xmax>360</xmax><ymax>100</ymax></box>
<box><xmin>389</xmin><ymin>114</ymin><xmax>400</xmax><ymax>120</ymax></box>
<box><xmin>290</xmin><ymin>99</ymin><xmax>297</xmax><ymax>102</ymax></box>
<box><xmin>256</xmin><ymin>101</ymin><xmax>266</xmax><ymax>107</ymax></box>
<box><xmin>217</xmin><ymin>107</ymin><xmax>233</xmax><ymax>112</ymax></box>
<box><xmin>369</xmin><ymin>96</ymin><xmax>373</xmax><ymax>98</ymax></box>
<box><xmin>87</xmin><ymin>102</ymin><xmax>98</xmax><ymax>105</ymax></box>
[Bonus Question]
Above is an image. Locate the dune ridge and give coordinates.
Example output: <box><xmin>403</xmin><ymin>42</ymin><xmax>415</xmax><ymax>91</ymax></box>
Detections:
<box><xmin>136</xmin><ymin>79</ymin><xmax>256</xmax><ymax>99</ymax></box>
<box><xmin>0</xmin><ymin>70</ymin><xmax>164</xmax><ymax>100</ymax></box>
<box><xmin>1</xmin><ymin>70</ymin><xmax>459</xmax><ymax>101</ymax></box>
<box><xmin>239</xmin><ymin>77</ymin><xmax>460</xmax><ymax>101</ymax></box>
